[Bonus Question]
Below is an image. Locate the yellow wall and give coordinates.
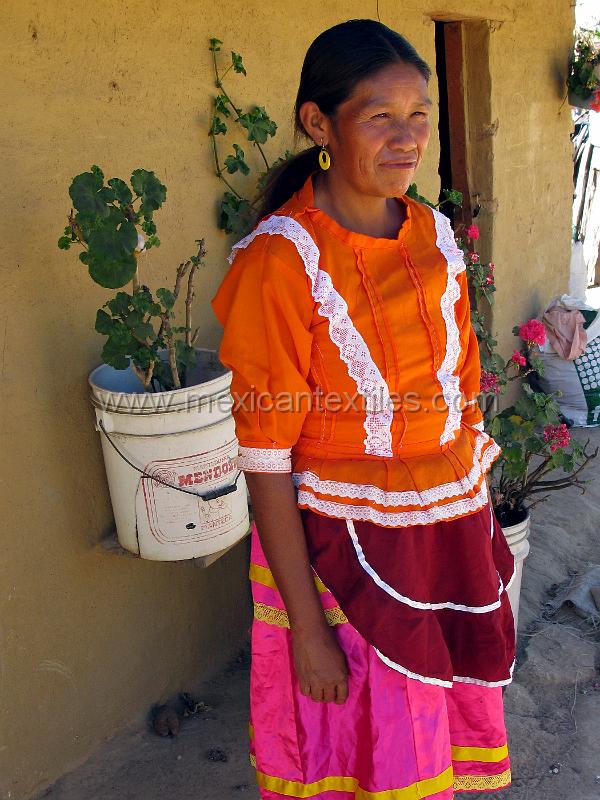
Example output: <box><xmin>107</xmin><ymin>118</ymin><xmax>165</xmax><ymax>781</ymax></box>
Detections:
<box><xmin>0</xmin><ymin>1</ymin><xmax>573</xmax><ymax>797</ymax></box>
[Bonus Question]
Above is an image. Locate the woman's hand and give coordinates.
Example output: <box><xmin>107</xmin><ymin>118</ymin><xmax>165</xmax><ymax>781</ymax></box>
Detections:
<box><xmin>244</xmin><ymin>472</ymin><xmax>349</xmax><ymax>704</ymax></box>
<box><xmin>292</xmin><ymin>622</ymin><xmax>349</xmax><ymax>704</ymax></box>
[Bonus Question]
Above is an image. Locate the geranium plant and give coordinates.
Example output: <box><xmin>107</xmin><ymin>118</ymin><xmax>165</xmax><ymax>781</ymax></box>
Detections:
<box><xmin>58</xmin><ymin>165</ymin><xmax>205</xmax><ymax>392</ymax></box>
<box><xmin>568</xmin><ymin>28</ymin><xmax>600</xmax><ymax>110</ymax></box>
<box><xmin>208</xmin><ymin>37</ymin><xmax>292</xmax><ymax>235</ymax></box>
<box><xmin>488</xmin><ymin>383</ymin><xmax>597</xmax><ymax>527</ymax></box>
<box><xmin>461</xmin><ymin>224</ymin><xmax>598</xmax><ymax>526</ymax></box>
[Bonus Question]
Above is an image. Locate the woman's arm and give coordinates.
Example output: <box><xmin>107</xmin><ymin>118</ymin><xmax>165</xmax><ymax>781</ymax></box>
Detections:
<box><xmin>246</xmin><ymin>472</ymin><xmax>349</xmax><ymax>704</ymax></box>
<box><xmin>211</xmin><ymin>239</ymin><xmax>347</xmax><ymax>701</ymax></box>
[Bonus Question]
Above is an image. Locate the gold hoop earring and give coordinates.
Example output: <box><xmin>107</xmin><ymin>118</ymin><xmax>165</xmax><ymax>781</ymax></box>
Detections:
<box><xmin>319</xmin><ymin>140</ymin><xmax>331</xmax><ymax>171</ymax></box>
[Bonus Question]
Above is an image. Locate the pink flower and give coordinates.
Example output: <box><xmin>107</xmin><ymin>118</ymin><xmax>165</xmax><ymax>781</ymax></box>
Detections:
<box><xmin>591</xmin><ymin>89</ymin><xmax>600</xmax><ymax>114</ymax></box>
<box><xmin>511</xmin><ymin>350</ymin><xmax>527</xmax><ymax>367</ymax></box>
<box><xmin>466</xmin><ymin>224</ymin><xmax>480</xmax><ymax>240</ymax></box>
<box><xmin>518</xmin><ymin>319</ymin><xmax>546</xmax><ymax>346</ymax></box>
<box><xmin>469</xmin><ymin>252</ymin><xmax>480</xmax><ymax>263</ymax></box>
<box><xmin>488</xmin><ymin>263</ymin><xmax>495</xmax><ymax>271</ymax></box>
<box><xmin>481</xmin><ymin>370</ymin><xmax>501</xmax><ymax>394</ymax></box>
<box><xmin>485</xmin><ymin>273</ymin><xmax>494</xmax><ymax>285</ymax></box>
<box><xmin>543</xmin><ymin>423</ymin><xmax>570</xmax><ymax>452</ymax></box>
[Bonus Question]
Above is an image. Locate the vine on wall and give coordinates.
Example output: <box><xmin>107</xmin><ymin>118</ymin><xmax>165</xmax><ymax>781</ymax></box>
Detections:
<box><xmin>208</xmin><ymin>38</ymin><xmax>291</xmax><ymax>236</ymax></box>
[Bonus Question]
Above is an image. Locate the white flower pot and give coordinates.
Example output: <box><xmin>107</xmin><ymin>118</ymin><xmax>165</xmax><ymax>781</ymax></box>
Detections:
<box><xmin>89</xmin><ymin>348</ymin><xmax>249</xmax><ymax>561</ymax></box>
<box><xmin>501</xmin><ymin>513</ymin><xmax>531</xmax><ymax>632</ymax></box>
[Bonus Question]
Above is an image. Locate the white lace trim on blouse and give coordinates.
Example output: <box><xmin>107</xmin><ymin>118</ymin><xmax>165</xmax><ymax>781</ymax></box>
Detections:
<box><xmin>293</xmin><ymin>432</ymin><xmax>500</xmax><ymax>510</ymax></box>
<box><xmin>229</xmin><ymin>215</ymin><xmax>394</xmax><ymax>457</ymax></box>
<box><xmin>297</xmin><ymin>478</ymin><xmax>491</xmax><ymax>528</ymax></box>
<box><xmin>430</xmin><ymin>208</ymin><xmax>467</xmax><ymax>446</ymax></box>
<box><xmin>237</xmin><ymin>446</ymin><xmax>291</xmax><ymax>473</ymax></box>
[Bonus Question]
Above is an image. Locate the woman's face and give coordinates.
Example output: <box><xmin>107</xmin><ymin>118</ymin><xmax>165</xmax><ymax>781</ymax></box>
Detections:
<box><xmin>311</xmin><ymin>61</ymin><xmax>432</xmax><ymax>199</ymax></box>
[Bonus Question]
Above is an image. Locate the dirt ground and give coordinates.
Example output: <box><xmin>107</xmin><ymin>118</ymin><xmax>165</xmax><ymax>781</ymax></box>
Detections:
<box><xmin>34</xmin><ymin>427</ymin><xmax>600</xmax><ymax>800</ymax></box>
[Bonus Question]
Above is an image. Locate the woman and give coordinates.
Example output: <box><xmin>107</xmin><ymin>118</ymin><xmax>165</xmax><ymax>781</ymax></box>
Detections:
<box><xmin>212</xmin><ymin>19</ymin><xmax>515</xmax><ymax>799</ymax></box>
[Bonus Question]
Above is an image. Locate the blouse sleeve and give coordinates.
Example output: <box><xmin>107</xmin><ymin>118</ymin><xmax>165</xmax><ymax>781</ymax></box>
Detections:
<box><xmin>210</xmin><ymin>235</ymin><xmax>315</xmax><ymax>473</ymax></box>
<box><xmin>455</xmin><ymin>269</ymin><xmax>484</xmax><ymax>430</ymax></box>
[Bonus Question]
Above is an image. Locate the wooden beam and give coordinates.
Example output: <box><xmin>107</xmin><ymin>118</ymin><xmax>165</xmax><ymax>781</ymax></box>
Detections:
<box><xmin>444</xmin><ymin>22</ymin><xmax>471</xmax><ymax>229</ymax></box>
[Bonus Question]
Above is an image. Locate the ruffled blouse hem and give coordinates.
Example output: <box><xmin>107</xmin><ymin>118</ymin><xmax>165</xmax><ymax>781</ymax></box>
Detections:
<box><xmin>292</xmin><ymin>428</ymin><xmax>501</xmax><ymax>527</ymax></box>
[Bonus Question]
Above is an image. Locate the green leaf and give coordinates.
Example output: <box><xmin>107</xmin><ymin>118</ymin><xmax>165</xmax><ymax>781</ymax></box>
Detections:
<box><xmin>218</xmin><ymin>192</ymin><xmax>253</xmax><ymax>235</ymax></box>
<box><xmin>133</xmin><ymin>344</ymin><xmax>159</xmax><ymax>372</ymax></box>
<box><xmin>145</xmin><ymin>234</ymin><xmax>160</xmax><ymax>249</ymax></box>
<box><xmin>88</xmin><ymin>252</ymin><xmax>137</xmax><ymax>289</ymax></box>
<box><xmin>214</xmin><ymin>95</ymin><xmax>231</xmax><ymax>117</ymax></box>
<box><xmin>130</xmin><ymin>169</ymin><xmax>167</xmax><ymax>216</ymax></box>
<box><xmin>90</xmin><ymin>165</ymin><xmax>104</xmax><ymax>180</ymax></box>
<box><xmin>441</xmin><ymin>188</ymin><xmax>463</xmax><ymax>207</ymax></box>
<box><xmin>84</xmin><ymin>214</ymin><xmax>138</xmax><ymax>289</ymax></box>
<box><xmin>239</xmin><ymin>106</ymin><xmax>277</xmax><ymax>144</ymax></box>
<box><xmin>176</xmin><ymin>340</ymin><xmax>196</xmax><ymax>370</ymax></box>
<box><xmin>107</xmin><ymin>319</ymin><xmax>134</xmax><ymax>347</ymax></box>
<box><xmin>124</xmin><ymin>309</ymin><xmax>143</xmax><ymax>328</ymax></box>
<box><xmin>209</xmin><ymin>115</ymin><xmax>227</xmax><ymax>136</ymax></box>
<box><xmin>98</xmin><ymin>185</ymin><xmax>116</xmax><ymax>203</ymax></box>
<box><xmin>209</xmin><ymin>37</ymin><xmax>223</xmax><ymax>52</ymax></box>
<box><xmin>106</xmin><ymin>292</ymin><xmax>132</xmax><ymax>316</ymax></box>
<box><xmin>133</xmin><ymin>322</ymin><xmax>155</xmax><ymax>341</ymax></box>
<box><xmin>57</xmin><ymin>235</ymin><xmax>72</xmax><ymax>250</ymax></box>
<box><xmin>529</xmin><ymin>354</ymin><xmax>545</xmax><ymax>376</ymax></box>
<box><xmin>95</xmin><ymin>309</ymin><xmax>114</xmax><ymax>335</ymax></box>
<box><xmin>224</xmin><ymin>143</ymin><xmax>250</xmax><ymax>175</ymax></box>
<box><xmin>231</xmin><ymin>51</ymin><xmax>246</xmax><ymax>76</ymax></box>
<box><xmin>157</xmin><ymin>288</ymin><xmax>176</xmax><ymax>309</ymax></box>
<box><xmin>72</xmin><ymin>210</ymin><xmax>97</xmax><ymax>242</ymax></box>
<box><xmin>101</xmin><ymin>338</ymin><xmax>131</xmax><ymax>371</ymax></box>
<box><xmin>130</xmin><ymin>288</ymin><xmax>154</xmax><ymax>315</ymax></box>
<box><xmin>69</xmin><ymin>171</ymin><xmax>109</xmax><ymax>216</ymax></box>
<box><xmin>140</xmin><ymin>219</ymin><xmax>157</xmax><ymax>236</ymax></box>
<box><xmin>79</xmin><ymin>251</ymin><xmax>91</xmax><ymax>265</ymax></box>
<box><xmin>108</xmin><ymin>178</ymin><xmax>133</xmax><ymax>205</ymax></box>
<box><xmin>87</xmin><ymin>219</ymin><xmax>138</xmax><ymax>260</ymax></box>
<box><xmin>129</xmin><ymin>290</ymin><xmax>162</xmax><ymax>317</ymax></box>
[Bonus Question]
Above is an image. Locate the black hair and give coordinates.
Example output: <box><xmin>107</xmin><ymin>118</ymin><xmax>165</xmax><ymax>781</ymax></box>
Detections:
<box><xmin>256</xmin><ymin>19</ymin><xmax>431</xmax><ymax>219</ymax></box>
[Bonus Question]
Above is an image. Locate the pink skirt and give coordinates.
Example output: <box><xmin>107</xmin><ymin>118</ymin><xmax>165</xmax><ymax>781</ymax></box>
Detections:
<box><xmin>249</xmin><ymin>514</ymin><xmax>513</xmax><ymax>798</ymax></box>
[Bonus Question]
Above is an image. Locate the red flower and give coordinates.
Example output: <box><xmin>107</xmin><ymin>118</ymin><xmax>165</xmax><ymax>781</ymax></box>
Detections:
<box><xmin>469</xmin><ymin>252</ymin><xmax>480</xmax><ymax>263</ymax></box>
<box><xmin>591</xmin><ymin>89</ymin><xmax>600</xmax><ymax>114</ymax></box>
<box><xmin>466</xmin><ymin>224</ymin><xmax>480</xmax><ymax>240</ymax></box>
<box><xmin>543</xmin><ymin>423</ymin><xmax>570</xmax><ymax>452</ymax></box>
<box><xmin>481</xmin><ymin>370</ymin><xmax>501</xmax><ymax>394</ymax></box>
<box><xmin>485</xmin><ymin>273</ymin><xmax>494</xmax><ymax>285</ymax></box>
<box><xmin>518</xmin><ymin>319</ymin><xmax>546</xmax><ymax>346</ymax></box>
<box><xmin>511</xmin><ymin>350</ymin><xmax>527</xmax><ymax>367</ymax></box>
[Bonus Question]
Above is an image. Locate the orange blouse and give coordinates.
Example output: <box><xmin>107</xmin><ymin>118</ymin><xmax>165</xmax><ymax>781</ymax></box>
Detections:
<box><xmin>211</xmin><ymin>175</ymin><xmax>501</xmax><ymax>527</ymax></box>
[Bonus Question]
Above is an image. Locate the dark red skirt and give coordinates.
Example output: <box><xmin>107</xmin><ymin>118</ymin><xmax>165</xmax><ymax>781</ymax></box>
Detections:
<box><xmin>301</xmin><ymin>500</ymin><xmax>516</xmax><ymax>687</ymax></box>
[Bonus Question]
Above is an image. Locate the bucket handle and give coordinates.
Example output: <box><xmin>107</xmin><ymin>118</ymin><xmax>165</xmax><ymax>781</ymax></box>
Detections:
<box><xmin>98</xmin><ymin>420</ymin><xmax>243</xmax><ymax>501</ymax></box>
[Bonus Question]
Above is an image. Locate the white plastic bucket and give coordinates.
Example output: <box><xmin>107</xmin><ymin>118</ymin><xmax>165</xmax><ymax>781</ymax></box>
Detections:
<box><xmin>502</xmin><ymin>514</ymin><xmax>531</xmax><ymax>632</ymax></box>
<box><xmin>89</xmin><ymin>349</ymin><xmax>249</xmax><ymax>561</ymax></box>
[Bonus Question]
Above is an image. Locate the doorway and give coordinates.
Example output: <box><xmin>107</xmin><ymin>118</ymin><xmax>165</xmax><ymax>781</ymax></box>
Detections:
<box><xmin>434</xmin><ymin>18</ymin><xmax>494</xmax><ymax>261</ymax></box>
